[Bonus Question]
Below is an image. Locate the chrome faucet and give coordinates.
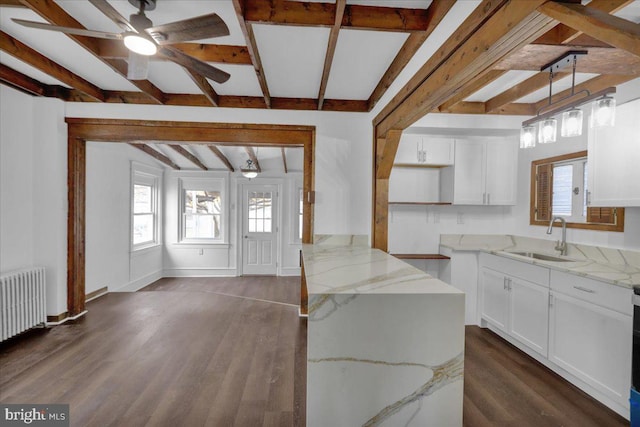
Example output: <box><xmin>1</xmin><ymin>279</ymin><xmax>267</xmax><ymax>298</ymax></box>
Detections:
<box><xmin>546</xmin><ymin>216</ymin><xmax>567</xmax><ymax>256</ymax></box>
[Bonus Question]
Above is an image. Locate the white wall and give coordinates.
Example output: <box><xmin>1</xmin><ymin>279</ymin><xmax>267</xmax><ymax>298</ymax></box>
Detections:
<box><xmin>86</xmin><ymin>143</ymin><xmax>164</xmax><ymax>293</ymax></box>
<box><xmin>1</xmin><ymin>86</ymin><xmax>67</xmax><ymax>316</ymax></box>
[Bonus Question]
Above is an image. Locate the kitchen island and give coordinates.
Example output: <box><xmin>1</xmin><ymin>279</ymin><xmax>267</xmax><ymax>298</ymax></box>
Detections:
<box><xmin>303</xmin><ymin>237</ymin><xmax>465</xmax><ymax>426</ymax></box>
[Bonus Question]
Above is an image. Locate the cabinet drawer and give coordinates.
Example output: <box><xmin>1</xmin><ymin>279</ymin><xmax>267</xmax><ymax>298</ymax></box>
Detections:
<box><xmin>550</xmin><ymin>270</ymin><xmax>632</xmax><ymax>315</ymax></box>
<box><xmin>479</xmin><ymin>253</ymin><xmax>549</xmax><ymax>286</ymax></box>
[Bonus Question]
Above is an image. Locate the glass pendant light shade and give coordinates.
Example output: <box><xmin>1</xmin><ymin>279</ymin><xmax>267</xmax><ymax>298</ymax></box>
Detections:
<box><xmin>520</xmin><ymin>125</ymin><xmax>537</xmax><ymax>149</ymax></box>
<box><xmin>561</xmin><ymin>108</ymin><xmax>583</xmax><ymax>137</ymax></box>
<box><xmin>538</xmin><ymin>118</ymin><xmax>557</xmax><ymax>143</ymax></box>
<box><xmin>591</xmin><ymin>95</ymin><xmax>616</xmax><ymax>128</ymax></box>
<box><xmin>123</xmin><ymin>33</ymin><xmax>157</xmax><ymax>56</ymax></box>
<box><xmin>242</xmin><ymin>170</ymin><xmax>258</xmax><ymax>179</ymax></box>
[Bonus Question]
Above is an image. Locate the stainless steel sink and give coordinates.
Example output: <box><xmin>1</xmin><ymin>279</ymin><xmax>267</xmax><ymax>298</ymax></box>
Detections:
<box><xmin>506</xmin><ymin>251</ymin><xmax>575</xmax><ymax>262</ymax></box>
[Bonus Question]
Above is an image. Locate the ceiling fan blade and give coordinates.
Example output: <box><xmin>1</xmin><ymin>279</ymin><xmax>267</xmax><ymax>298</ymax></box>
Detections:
<box><xmin>159</xmin><ymin>46</ymin><xmax>230</xmax><ymax>83</ymax></box>
<box><xmin>127</xmin><ymin>51</ymin><xmax>149</xmax><ymax>80</ymax></box>
<box><xmin>11</xmin><ymin>18</ymin><xmax>122</xmax><ymax>40</ymax></box>
<box><xmin>88</xmin><ymin>0</ymin><xmax>137</xmax><ymax>33</ymax></box>
<box><xmin>146</xmin><ymin>14</ymin><xmax>229</xmax><ymax>45</ymax></box>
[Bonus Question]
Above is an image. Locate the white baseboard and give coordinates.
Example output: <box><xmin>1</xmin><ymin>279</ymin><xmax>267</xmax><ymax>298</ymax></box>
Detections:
<box><xmin>279</xmin><ymin>267</ymin><xmax>301</xmax><ymax>276</ymax></box>
<box><xmin>163</xmin><ymin>268</ymin><xmax>237</xmax><ymax>277</ymax></box>
<box><xmin>116</xmin><ymin>270</ymin><xmax>163</xmax><ymax>292</ymax></box>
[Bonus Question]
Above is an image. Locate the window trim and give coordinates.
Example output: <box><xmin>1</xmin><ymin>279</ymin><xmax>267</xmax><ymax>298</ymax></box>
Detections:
<box><xmin>530</xmin><ymin>151</ymin><xmax>624</xmax><ymax>232</ymax></box>
<box><xmin>178</xmin><ymin>175</ymin><xmax>228</xmax><ymax>244</ymax></box>
<box><xmin>131</xmin><ymin>162</ymin><xmax>162</xmax><ymax>251</ymax></box>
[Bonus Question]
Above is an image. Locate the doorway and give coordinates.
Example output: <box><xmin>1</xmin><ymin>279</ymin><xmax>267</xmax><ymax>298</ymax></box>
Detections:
<box><xmin>242</xmin><ymin>184</ymin><xmax>278</xmax><ymax>275</ymax></box>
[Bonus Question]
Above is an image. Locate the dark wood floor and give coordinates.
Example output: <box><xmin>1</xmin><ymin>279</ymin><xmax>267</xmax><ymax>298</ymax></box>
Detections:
<box><xmin>0</xmin><ymin>276</ymin><xmax>627</xmax><ymax>427</ymax></box>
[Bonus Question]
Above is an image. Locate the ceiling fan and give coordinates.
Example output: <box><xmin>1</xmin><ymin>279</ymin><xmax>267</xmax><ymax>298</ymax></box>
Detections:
<box><xmin>11</xmin><ymin>0</ymin><xmax>231</xmax><ymax>82</ymax></box>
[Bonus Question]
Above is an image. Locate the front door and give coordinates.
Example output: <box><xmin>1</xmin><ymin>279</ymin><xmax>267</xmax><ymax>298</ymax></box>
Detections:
<box><xmin>242</xmin><ymin>184</ymin><xmax>278</xmax><ymax>275</ymax></box>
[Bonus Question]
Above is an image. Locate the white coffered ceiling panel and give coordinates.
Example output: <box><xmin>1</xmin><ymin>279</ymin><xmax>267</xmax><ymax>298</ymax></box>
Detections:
<box><xmin>253</xmin><ymin>24</ymin><xmax>330</xmax><ymax>98</ymax></box>
<box><xmin>0</xmin><ymin>52</ymin><xmax>71</xmax><ymax>88</ymax></box>
<box><xmin>325</xmin><ymin>29</ymin><xmax>408</xmax><ymax>100</ymax></box>
<box><xmin>209</xmin><ymin>64</ymin><xmax>263</xmax><ymax>97</ymax></box>
<box><xmin>465</xmin><ymin>70</ymin><xmax>539</xmax><ymax>102</ymax></box>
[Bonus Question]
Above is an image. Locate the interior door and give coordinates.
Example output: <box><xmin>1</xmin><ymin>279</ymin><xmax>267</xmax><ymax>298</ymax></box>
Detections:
<box><xmin>242</xmin><ymin>184</ymin><xmax>278</xmax><ymax>275</ymax></box>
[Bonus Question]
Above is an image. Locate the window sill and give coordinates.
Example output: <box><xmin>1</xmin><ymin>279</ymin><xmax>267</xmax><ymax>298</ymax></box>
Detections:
<box><xmin>131</xmin><ymin>243</ymin><xmax>162</xmax><ymax>254</ymax></box>
<box><xmin>172</xmin><ymin>242</ymin><xmax>230</xmax><ymax>249</ymax></box>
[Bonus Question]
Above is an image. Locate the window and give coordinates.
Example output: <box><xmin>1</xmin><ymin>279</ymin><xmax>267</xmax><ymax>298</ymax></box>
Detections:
<box><xmin>298</xmin><ymin>188</ymin><xmax>304</xmax><ymax>241</ymax></box>
<box><xmin>292</xmin><ymin>186</ymin><xmax>303</xmax><ymax>243</ymax></box>
<box><xmin>530</xmin><ymin>151</ymin><xmax>624</xmax><ymax>231</ymax></box>
<box><xmin>179</xmin><ymin>176</ymin><xmax>227</xmax><ymax>243</ymax></box>
<box><xmin>248</xmin><ymin>191</ymin><xmax>273</xmax><ymax>233</ymax></box>
<box><xmin>184</xmin><ymin>190</ymin><xmax>221</xmax><ymax>239</ymax></box>
<box><xmin>132</xmin><ymin>163</ymin><xmax>161</xmax><ymax>249</ymax></box>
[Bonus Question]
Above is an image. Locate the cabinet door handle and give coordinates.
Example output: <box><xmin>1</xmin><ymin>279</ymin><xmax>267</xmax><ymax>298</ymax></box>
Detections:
<box><xmin>503</xmin><ymin>277</ymin><xmax>508</xmax><ymax>290</ymax></box>
<box><xmin>483</xmin><ymin>193</ymin><xmax>486</xmax><ymax>205</ymax></box>
<box><xmin>507</xmin><ymin>278</ymin><xmax>512</xmax><ymax>291</ymax></box>
<box><xmin>487</xmin><ymin>193</ymin><xmax>491</xmax><ymax>205</ymax></box>
<box><xmin>549</xmin><ymin>294</ymin><xmax>554</xmax><ymax>307</ymax></box>
<box><xmin>573</xmin><ymin>285</ymin><xmax>595</xmax><ymax>294</ymax></box>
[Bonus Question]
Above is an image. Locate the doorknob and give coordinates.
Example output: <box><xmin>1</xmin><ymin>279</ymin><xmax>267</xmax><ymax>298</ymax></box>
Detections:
<box><xmin>244</xmin><ymin>235</ymin><xmax>248</xmax><ymax>238</ymax></box>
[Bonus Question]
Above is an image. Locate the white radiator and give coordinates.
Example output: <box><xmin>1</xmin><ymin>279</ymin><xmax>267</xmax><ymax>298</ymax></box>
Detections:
<box><xmin>0</xmin><ymin>267</ymin><xmax>46</xmax><ymax>341</ymax></box>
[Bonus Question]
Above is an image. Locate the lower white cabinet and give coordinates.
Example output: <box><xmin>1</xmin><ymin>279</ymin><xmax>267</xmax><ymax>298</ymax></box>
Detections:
<box><xmin>549</xmin><ymin>290</ymin><xmax>632</xmax><ymax>410</ymax></box>
<box><xmin>480</xmin><ymin>265</ymin><xmax>549</xmax><ymax>357</ymax></box>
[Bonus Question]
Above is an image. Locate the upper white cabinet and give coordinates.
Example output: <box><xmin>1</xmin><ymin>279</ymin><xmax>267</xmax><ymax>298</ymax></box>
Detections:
<box><xmin>587</xmin><ymin>98</ymin><xmax>640</xmax><ymax>206</ymax></box>
<box><xmin>441</xmin><ymin>138</ymin><xmax>518</xmax><ymax>205</ymax></box>
<box><xmin>394</xmin><ymin>135</ymin><xmax>455</xmax><ymax>166</ymax></box>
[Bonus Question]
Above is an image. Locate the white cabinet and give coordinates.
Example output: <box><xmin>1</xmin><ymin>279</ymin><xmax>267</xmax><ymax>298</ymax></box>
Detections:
<box><xmin>587</xmin><ymin>98</ymin><xmax>640</xmax><ymax>206</ymax></box>
<box><xmin>479</xmin><ymin>254</ymin><xmax>550</xmax><ymax>357</ymax></box>
<box><xmin>549</xmin><ymin>290</ymin><xmax>632</xmax><ymax>409</ymax></box>
<box><xmin>549</xmin><ymin>269</ymin><xmax>632</xmax><ymax>410</ymax></box>
<box><xmin>394</xmin><ymin>135</ymin><xmax>454</xmax><ymax>166</ymax></box>
<box><xmin>441</xmin><ymin>138</ymin><xmax>517</xmax><ymax>205</ymax></box>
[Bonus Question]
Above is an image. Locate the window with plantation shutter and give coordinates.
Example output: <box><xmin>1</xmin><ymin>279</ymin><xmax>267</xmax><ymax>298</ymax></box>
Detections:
<box><xmin>535</xmin><ymin>163</ymin><xmax>552</xmax><ymax>222</ymax></box>
<box><xmin>530</xmin><ymin>151</ymin><xmax>624</xmax><ymax>232</ymax></box>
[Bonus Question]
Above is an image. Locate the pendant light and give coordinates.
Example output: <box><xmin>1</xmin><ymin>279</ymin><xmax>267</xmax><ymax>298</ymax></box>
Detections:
<box><xmin>241</xmin><ymin>159</ymin><xmax>259</xmax><ymax>179</ymax></box>
<box><xmin>519</xmin><ymin>51</ymin><xmax>617</xmax><ymax>149</ymax></box>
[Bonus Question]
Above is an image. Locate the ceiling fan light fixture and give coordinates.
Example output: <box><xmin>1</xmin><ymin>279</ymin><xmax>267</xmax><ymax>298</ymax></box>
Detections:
<box><xmin>123</xmin><ymin>33</ymin><xmax>157</xmax><ymax>55</ymax></box>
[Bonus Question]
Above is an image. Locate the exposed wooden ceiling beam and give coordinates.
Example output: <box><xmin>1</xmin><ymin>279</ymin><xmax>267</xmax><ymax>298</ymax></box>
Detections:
<box><xmin>373</xmin><ymin>0</ymin><xmax>511</xmax><ymax>128</ymax></box>
<box><xmin>208</xmin><ymin>146</ymin><xmax>235</xmax><ymax>172</ymax></box>
<box><xmin>438</xmin><ymin>69</ymin><xmax>507</xmax><ymax>113</ymax></box>
<box><xmin>0</xmin><ymin>31</ymin><xmax>105</xmax><ymax>101</ymax></box>
<box><xmin>484</xmin><ymin>69</ymin><xmax>571</xmax><ymax>113</ymax></box>
<box><xmin>96</xmin><ymin>40</ymin><xmax>252</xmax><ymax>64</ymax></box>
<box><xmin>0</xmin><ymin>0</ymin><xmax>25</xmax><ymax>7</ymax></box>
<box><xmin>375</xmin><ymin>1</ymin><xmax>556</xmax><ymax>137</ymax></box>
<box><xmin>0</xmin><ymin>63</ymin><xmax>48</xmax><ymax>96</ymax></box>
<box><xmin>376</xmin><ymin>129</ymin><xmax>402</xmax><ymax>180</ymax></box>
<box><xmin>538</xmin><ymin>2</ymin><xmax>640</xmax><ymax>58</ymax></box>
<box><xmin>129</xmin><ymin>143</ymin><xmax>180</xmax><ymax>170</ymax></box>
<box><xmin>168</xmin><ymin>145</ymin><xmax>208</xmax><ymax>170</ymax></box>
<box><xmin>244</xmin><ymin>0</ymin><xmax>435</xmax><ymax>32</ymax></box>
<box><xmin>281</xmin><ymin>148</ymin><xmax>288</xmax><ymax>174</ymax></box>
<box><xmin>244</xmin><ymin>147</ymin><xmax>262</xmax><ymax>172</ymax></box>
<box><xmin>533</xmin><ymin>74</ymin><xmax>638</xmax><ymax>112</ymax></box>
<box><xmin>367</xmin><ymin>0</ymin><xmax>455</xmax><ymax>111</ymax></box>
<box><xmin>19</xmin><ymin>0</ymin><xmax>166</xmax><ymax>104</ymax></box>
<box><xmin>317</xmin><ymin>0</ymin><xmax>346</xmax><ymax>110</ymax></box>
<box><xmin>232</xmin><ymin>0</ymin><xmax>271</xmax><ymax>108</ymax></box>
<box><xmin>444</xmin><ymin>102</ymin><xmax>536</xmax><ymax>116</ymax></box>
<box><xmin>183</xmin><ymin>67</ymin><xmax>219</xmax><ymax>107</ymax></box>
<box><xmin>535</xmin><ymin>0</ymin><xmax>633</xmax><ymax>45</ymax></box>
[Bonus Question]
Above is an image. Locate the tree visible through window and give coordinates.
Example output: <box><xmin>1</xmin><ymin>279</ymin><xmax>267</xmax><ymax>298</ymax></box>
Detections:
<box><xmin>184</xmin><ymin>190</ymin><xmax>221</xmax><ymax>239</ymax></box>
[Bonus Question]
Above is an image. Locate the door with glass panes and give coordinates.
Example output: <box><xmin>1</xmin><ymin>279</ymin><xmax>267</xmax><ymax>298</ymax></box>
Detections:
<box><xmin>242</xmin><ymin>184</ymin><xmax>278</xmax><ymax>275</ymax></box>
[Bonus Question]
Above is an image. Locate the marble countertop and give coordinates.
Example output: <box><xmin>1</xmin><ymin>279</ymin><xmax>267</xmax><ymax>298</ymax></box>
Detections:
<box><xmin>302</xmin><ymin>243</ymin><xmax>462</xmax><ymax>295</ymax></box>
<box><xmin>440</xmin><ymin>234</ymin><xmax>640</xmax><ymax>289</ymax></box>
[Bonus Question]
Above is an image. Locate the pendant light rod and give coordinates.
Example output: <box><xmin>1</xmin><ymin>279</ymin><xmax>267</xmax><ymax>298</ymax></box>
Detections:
<box><xmin>522</xmin><ymin>87</ymin><xmax>616</xmax><ymax>128</ymax></box>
